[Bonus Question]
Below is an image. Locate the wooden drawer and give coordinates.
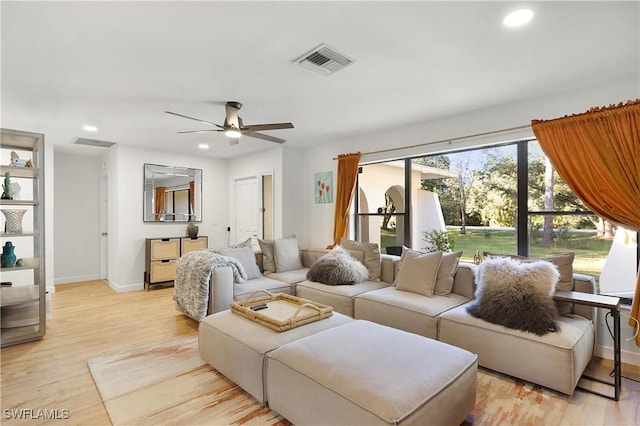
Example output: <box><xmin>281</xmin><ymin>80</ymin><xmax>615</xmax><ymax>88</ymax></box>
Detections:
<box><xmin>149</xmin><ymin>238</ymin><xmax>180</xmax><ymax>261</ymax></box>
<box><xmin>149</xmin><ymin>259</ymin><xmax>177</xmax><ymax>283</ymax></box>
<box><xmin>181</xmin><ymin>237</ymin><xmax>207</xmax><ymax>254</ymax></box>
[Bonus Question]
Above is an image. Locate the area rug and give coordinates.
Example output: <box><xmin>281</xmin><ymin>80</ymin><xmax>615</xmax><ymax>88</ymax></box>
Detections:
<box><xmin>87</xmin><ymin>335</ymin><xmax>289</xmax><ymax>425</ymax></box>
<box><xmin>88</xmin><ymin>335</ymin><xmax>588</xmax><ymax>426</ymax></box>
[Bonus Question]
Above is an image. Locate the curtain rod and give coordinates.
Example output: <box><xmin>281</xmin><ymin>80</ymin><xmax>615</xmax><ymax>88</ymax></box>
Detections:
<box><xmin>333</xmin><ymin>123</ymin><xmax>531</xmax><ymax>160</ymax></box>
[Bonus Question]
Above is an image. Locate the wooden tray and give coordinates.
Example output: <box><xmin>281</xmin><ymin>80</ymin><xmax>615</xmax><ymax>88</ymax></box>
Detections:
<box><xmin>231</xmin><ymin>290</ymin><xmax>333</xmax><ymax>332</ymax></box>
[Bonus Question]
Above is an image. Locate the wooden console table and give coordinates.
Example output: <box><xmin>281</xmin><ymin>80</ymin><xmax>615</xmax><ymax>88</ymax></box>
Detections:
<box><xmin>144</xmin><ymin>236</ymin><xmax>208</xmax><ymax>290</ymax></box>
<box><xmin>553</xmin><ymin>291</ymin><xmax>621</xmax><ymax>400</ymax></box>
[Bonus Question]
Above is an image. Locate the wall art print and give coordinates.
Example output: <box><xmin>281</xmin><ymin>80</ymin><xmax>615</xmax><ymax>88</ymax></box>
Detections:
<box><xmin>315</xmin><ymin>171</ymin><xmax>333</xmax><ymax>204</ymax></box>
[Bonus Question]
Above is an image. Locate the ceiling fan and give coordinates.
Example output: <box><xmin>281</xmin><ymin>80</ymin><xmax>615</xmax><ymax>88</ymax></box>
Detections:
<box><xmin>165</xmin><ymin>101</ymin><xmax>294</xmax><ymax>145</ymax></box>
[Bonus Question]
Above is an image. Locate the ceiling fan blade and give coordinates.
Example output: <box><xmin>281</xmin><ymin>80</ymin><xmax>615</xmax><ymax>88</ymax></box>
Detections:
<box><xmin>176</xmin><ymin>129</ymin><xmax>223</xmax><ymax>134</ymax></box>
<box><xmin>242</xmin><ymin>123</ymin><xmax>295</xmax><ymax>132</ymax></box>
<box><xmin>165</xmin><ymin>111</ymin><xmax>223</xmax><ymax>129</ymax></box>
<box><xmin>243</xmin><ymin>131</ymin><xmax>286</xmax><ymax>144</ymax></box>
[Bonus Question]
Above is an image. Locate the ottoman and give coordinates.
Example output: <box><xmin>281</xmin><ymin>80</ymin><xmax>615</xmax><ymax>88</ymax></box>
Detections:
<box><xmin>198</xmin><ymin>310</ymin><xmax>353</xmax><ymax>403</ymax></box>
<box><xmin>266</xmin><ymin>320</ymin><xmax>478</xmax><ymax>426</ymax></box>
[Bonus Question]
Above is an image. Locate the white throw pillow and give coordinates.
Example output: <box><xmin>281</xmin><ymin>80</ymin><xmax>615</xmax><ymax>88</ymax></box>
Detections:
<box><xmin>274</xmin><ymin>237</ymin><xmax>304</xmax><ymax>272</ymax></box>
<box><xmin>215</xmin><ymin>245</ymin><xmax>261</xmax><ymax>280</ymax></box>
<box><xmin>340</xmin><ymin>238</ymin><xmax>381</xmax><ymax>281</ymax></box>
<box><xmin>393</xmin><ymin>248</ymin><xmax>443</xmax><ymax>296</ymax></box>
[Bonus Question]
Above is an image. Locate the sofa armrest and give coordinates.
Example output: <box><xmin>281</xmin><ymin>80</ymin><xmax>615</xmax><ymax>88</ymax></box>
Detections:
<box><xmin>571</xmin><ymin>273</ymin><xmax>597</xmax><ymax>321</ymax></box>
<box><xmin>451</xmin><ymin>262</ymin><xmax>477</xmax><ymax>300</ymax></box>
<box><xmin>209</xmin><ymin>266</ymin><xmax>235</xmax><ymax>314</ymax></box>
<box><xmin>380</xmin><ymin>254</ymin><xmax>400</xmax><ymax>284</ymax></box>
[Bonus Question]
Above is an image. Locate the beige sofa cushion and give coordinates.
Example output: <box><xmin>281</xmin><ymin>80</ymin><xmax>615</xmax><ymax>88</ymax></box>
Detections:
<box><xmin>439</xmin><ymin>303</ymin><xmax>594</xmax><ymax>395</ymax></box>
<box><xmin>354</xmin><ymin>286</ymin><xmax>470</xmax><ymax>339</ymax></box>
<box><xmin>296</xmin><ymin>279</ymin><xmax>389</xmax><ymax>317</ymax></box>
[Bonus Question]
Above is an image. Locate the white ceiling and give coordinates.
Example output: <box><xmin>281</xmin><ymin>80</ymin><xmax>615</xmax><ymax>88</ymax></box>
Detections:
<box><xmin>2</xmin><ymin>1</ymin><xmax>638</xmax><ymax>159</ymax></box>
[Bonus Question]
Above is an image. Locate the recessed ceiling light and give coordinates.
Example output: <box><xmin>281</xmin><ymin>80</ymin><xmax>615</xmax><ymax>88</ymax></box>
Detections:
<box><xmin>83</xmin><ymin>125</ymin><xmax>98</xmax><ymax>132</ymax></box>
<box><xmin>198</xmin><ymin>143</ymin><xmax>209</xmax><ymax>149</ymax></box>
<box><xmin>503</xmin><ymin>9</ymin><xmax>534</xmax><ymax>28</ymax></box>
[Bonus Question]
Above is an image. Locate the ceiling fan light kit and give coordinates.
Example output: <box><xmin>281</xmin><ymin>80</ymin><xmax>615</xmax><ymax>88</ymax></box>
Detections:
<box><xmin>224</xmin><ymin>129</ymin><xmax>242</xmax><ymax>138</ymax></box>
<box><xmin>165</xmin><ymin>101</ymin><xmax>294</xmax><ymax>145</ymax></box>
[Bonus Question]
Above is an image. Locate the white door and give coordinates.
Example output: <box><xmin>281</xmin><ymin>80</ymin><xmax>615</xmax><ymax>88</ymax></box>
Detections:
<box><xmin>234</xmin><ymin>177</ymin><xmax>259</xmax><ymax>245</ymax></box>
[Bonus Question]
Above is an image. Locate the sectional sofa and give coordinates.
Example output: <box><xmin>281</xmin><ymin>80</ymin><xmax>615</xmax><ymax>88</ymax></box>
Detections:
<box><xmin>193</xmin><ymin>244</ymin><xmax>597</xmax><ymax>396</ymax></box>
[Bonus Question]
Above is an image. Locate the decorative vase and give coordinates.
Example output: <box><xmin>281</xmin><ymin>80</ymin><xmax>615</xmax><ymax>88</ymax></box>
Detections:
<box><xmin>1</xmin><ymin>209</ymin><xmax>27</xmax><ymax>234</ymax></box>
<box><xmin>1</xmin><ymin>241</ymin><xmax>17</xmax><ymax>267</ymax></box>
<box><xmin>187</xmin><ymin>224</ymin><xmax>199</xmax><ymax>239</ymax></box>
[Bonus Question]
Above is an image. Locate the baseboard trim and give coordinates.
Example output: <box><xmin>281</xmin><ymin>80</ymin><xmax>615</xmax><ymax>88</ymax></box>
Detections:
<box><xmin>55</xmin><ymin>274</ymin><xmax>100</xmax><ymax>285</ymax></box>
<box><xmin>108</xmin><ymin>280</ymin><xmax>144</xmax><ymax>293</ymax></box>
<box><xmin>595</xmin><ymin>344</ymin><xmax>640</xmax><ymax>367</ymax></box>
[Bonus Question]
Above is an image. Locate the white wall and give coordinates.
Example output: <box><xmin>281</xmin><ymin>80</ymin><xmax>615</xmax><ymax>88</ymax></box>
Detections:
<box><xmin>282</xmin><ymin>147</ymin><xmax>305</xmax><ymax>243</ymax></box>
<box><xmin>106</xmin><ymin>145</ymin><xmax>228</xmax><ymax>292</ymax></box>
<box><xmin>53</xmin><ymin>152</ymin><xmax>102</xmax><ymax>284</ymax></box>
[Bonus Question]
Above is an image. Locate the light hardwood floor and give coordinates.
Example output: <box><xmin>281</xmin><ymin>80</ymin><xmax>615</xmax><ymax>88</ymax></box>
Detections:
<box><xmin>1</xmin><ymin>281</ymin><xmax>198</xmax><ymax>425</ymax></box>
<box><xmin>1</xmin><ymin>281</ymin><xmax>639</xmax><ymax>425</ymax></box>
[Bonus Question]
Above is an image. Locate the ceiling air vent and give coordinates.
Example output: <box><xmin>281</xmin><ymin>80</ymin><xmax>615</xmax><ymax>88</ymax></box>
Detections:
<box><xmin>294</xmin><ymin>43</ymin><xmax>354</xmax><ymax>76</ymax></box>
<box><xmin>73</xmin><ymin>137</ymin><xmax>116</xmax><ymax>148</ymax></box>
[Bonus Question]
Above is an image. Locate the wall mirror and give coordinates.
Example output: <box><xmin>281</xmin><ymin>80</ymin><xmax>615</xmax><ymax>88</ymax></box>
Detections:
<box><xmin>143</xmin><ymin>163</ymin><xmax>202</xmax><ymax>222</ymax></box>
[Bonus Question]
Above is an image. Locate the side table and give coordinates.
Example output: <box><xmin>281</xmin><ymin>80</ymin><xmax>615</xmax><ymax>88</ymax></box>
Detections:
<box><xmin>553</xmin><ymin>291</ymin><xmax>621</xmax><ymax>400</ymax></box>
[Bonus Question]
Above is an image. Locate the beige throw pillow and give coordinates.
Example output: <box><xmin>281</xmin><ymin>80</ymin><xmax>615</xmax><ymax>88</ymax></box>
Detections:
<box><xmin>258</xmin><ymin>235</ymin><xmax>296</xmax><ymax>274</ymax></box>
<box><xmin>434</xmin><ymin>251</ymin><xmax>463</xmax><ymax>296</ymax></box>
<box><xmin>215</xmin><ymin>245</ymin><xmax>261</xmax><ymax>280</ymax></box>
<box><xmin>274</xmin><ymin>237</ymin><xmax>304</xmax><ymax>272</ymax></box>
<box><xmin>340</xmin><ymin>238</ymin><xmax>381</xmax><ymax>281</ymax></box>
<box><xmin>393</xmin><ymin>248</ymin><xmax>443</xmax><ymax>296</ymax></box>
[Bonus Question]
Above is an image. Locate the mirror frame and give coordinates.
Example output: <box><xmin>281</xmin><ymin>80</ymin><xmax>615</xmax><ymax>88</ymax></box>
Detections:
<box><xmin>143</xmin><ymin>163</ymin><xmax>202</xmax><ymax>222</ymax></box>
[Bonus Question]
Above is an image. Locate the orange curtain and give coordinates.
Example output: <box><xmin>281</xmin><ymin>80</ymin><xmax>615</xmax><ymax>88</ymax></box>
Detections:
<box><xmin>330</xmin><ymin>152</ymin><xmax>361</xmax><ymax>248</ymax></box>
<box><xmin>154</xmin><ymin>186</ymin><xmax>166</xmax><ymax>221</ymax></box>
<box><xmin>531</xmin><ymin>99</ymin><xmax>640</xmax><ymax>345</ymax></box>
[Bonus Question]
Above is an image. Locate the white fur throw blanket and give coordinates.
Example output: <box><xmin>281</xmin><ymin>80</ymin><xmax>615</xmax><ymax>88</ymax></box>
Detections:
<box><xmin>174</xmin><ymin>250</ymin><xmax>247</xmax><ymax>321</ymax></box>
<box><xmin>466</xmin><ymin>256</ymin><xmax>560</xmax><ymax>335</ymax></box>
<box><xmin>306</xmin><ymin>246</ymin><xmax>369</xmax><ymax>285</ymax></box>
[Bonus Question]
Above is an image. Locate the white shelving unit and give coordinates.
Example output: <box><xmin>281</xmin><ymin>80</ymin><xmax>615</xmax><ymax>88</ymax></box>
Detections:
<box><xmin>0</xmin><ymin>129</ymin><xmax>46</xmax><ymax>347</ymax></box>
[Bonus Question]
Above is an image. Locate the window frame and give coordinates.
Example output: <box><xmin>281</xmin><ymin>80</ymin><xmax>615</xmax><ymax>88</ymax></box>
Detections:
<box><xmin>353</xmin><ymin>138</ymin><xmax>638</xmax><ymax>301</ymax></box>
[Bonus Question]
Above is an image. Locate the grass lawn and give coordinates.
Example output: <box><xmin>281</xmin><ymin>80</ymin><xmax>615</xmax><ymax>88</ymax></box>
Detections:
<box><xmin>380</xmin><ymin>228</ymin><xmax>612</xmax><ymax>279</ymax></box>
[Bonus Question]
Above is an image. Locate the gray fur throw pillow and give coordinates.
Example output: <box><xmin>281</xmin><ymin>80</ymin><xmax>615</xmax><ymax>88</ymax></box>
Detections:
<box><xmin>306</xmin><ymin>246</ymin><xmax>369</xmax><ymax>285</ymax></box>
<box><xmin>466</xmin><ymin>256</ymin><xmax>560</xmax><ymax>335</ymax></box>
